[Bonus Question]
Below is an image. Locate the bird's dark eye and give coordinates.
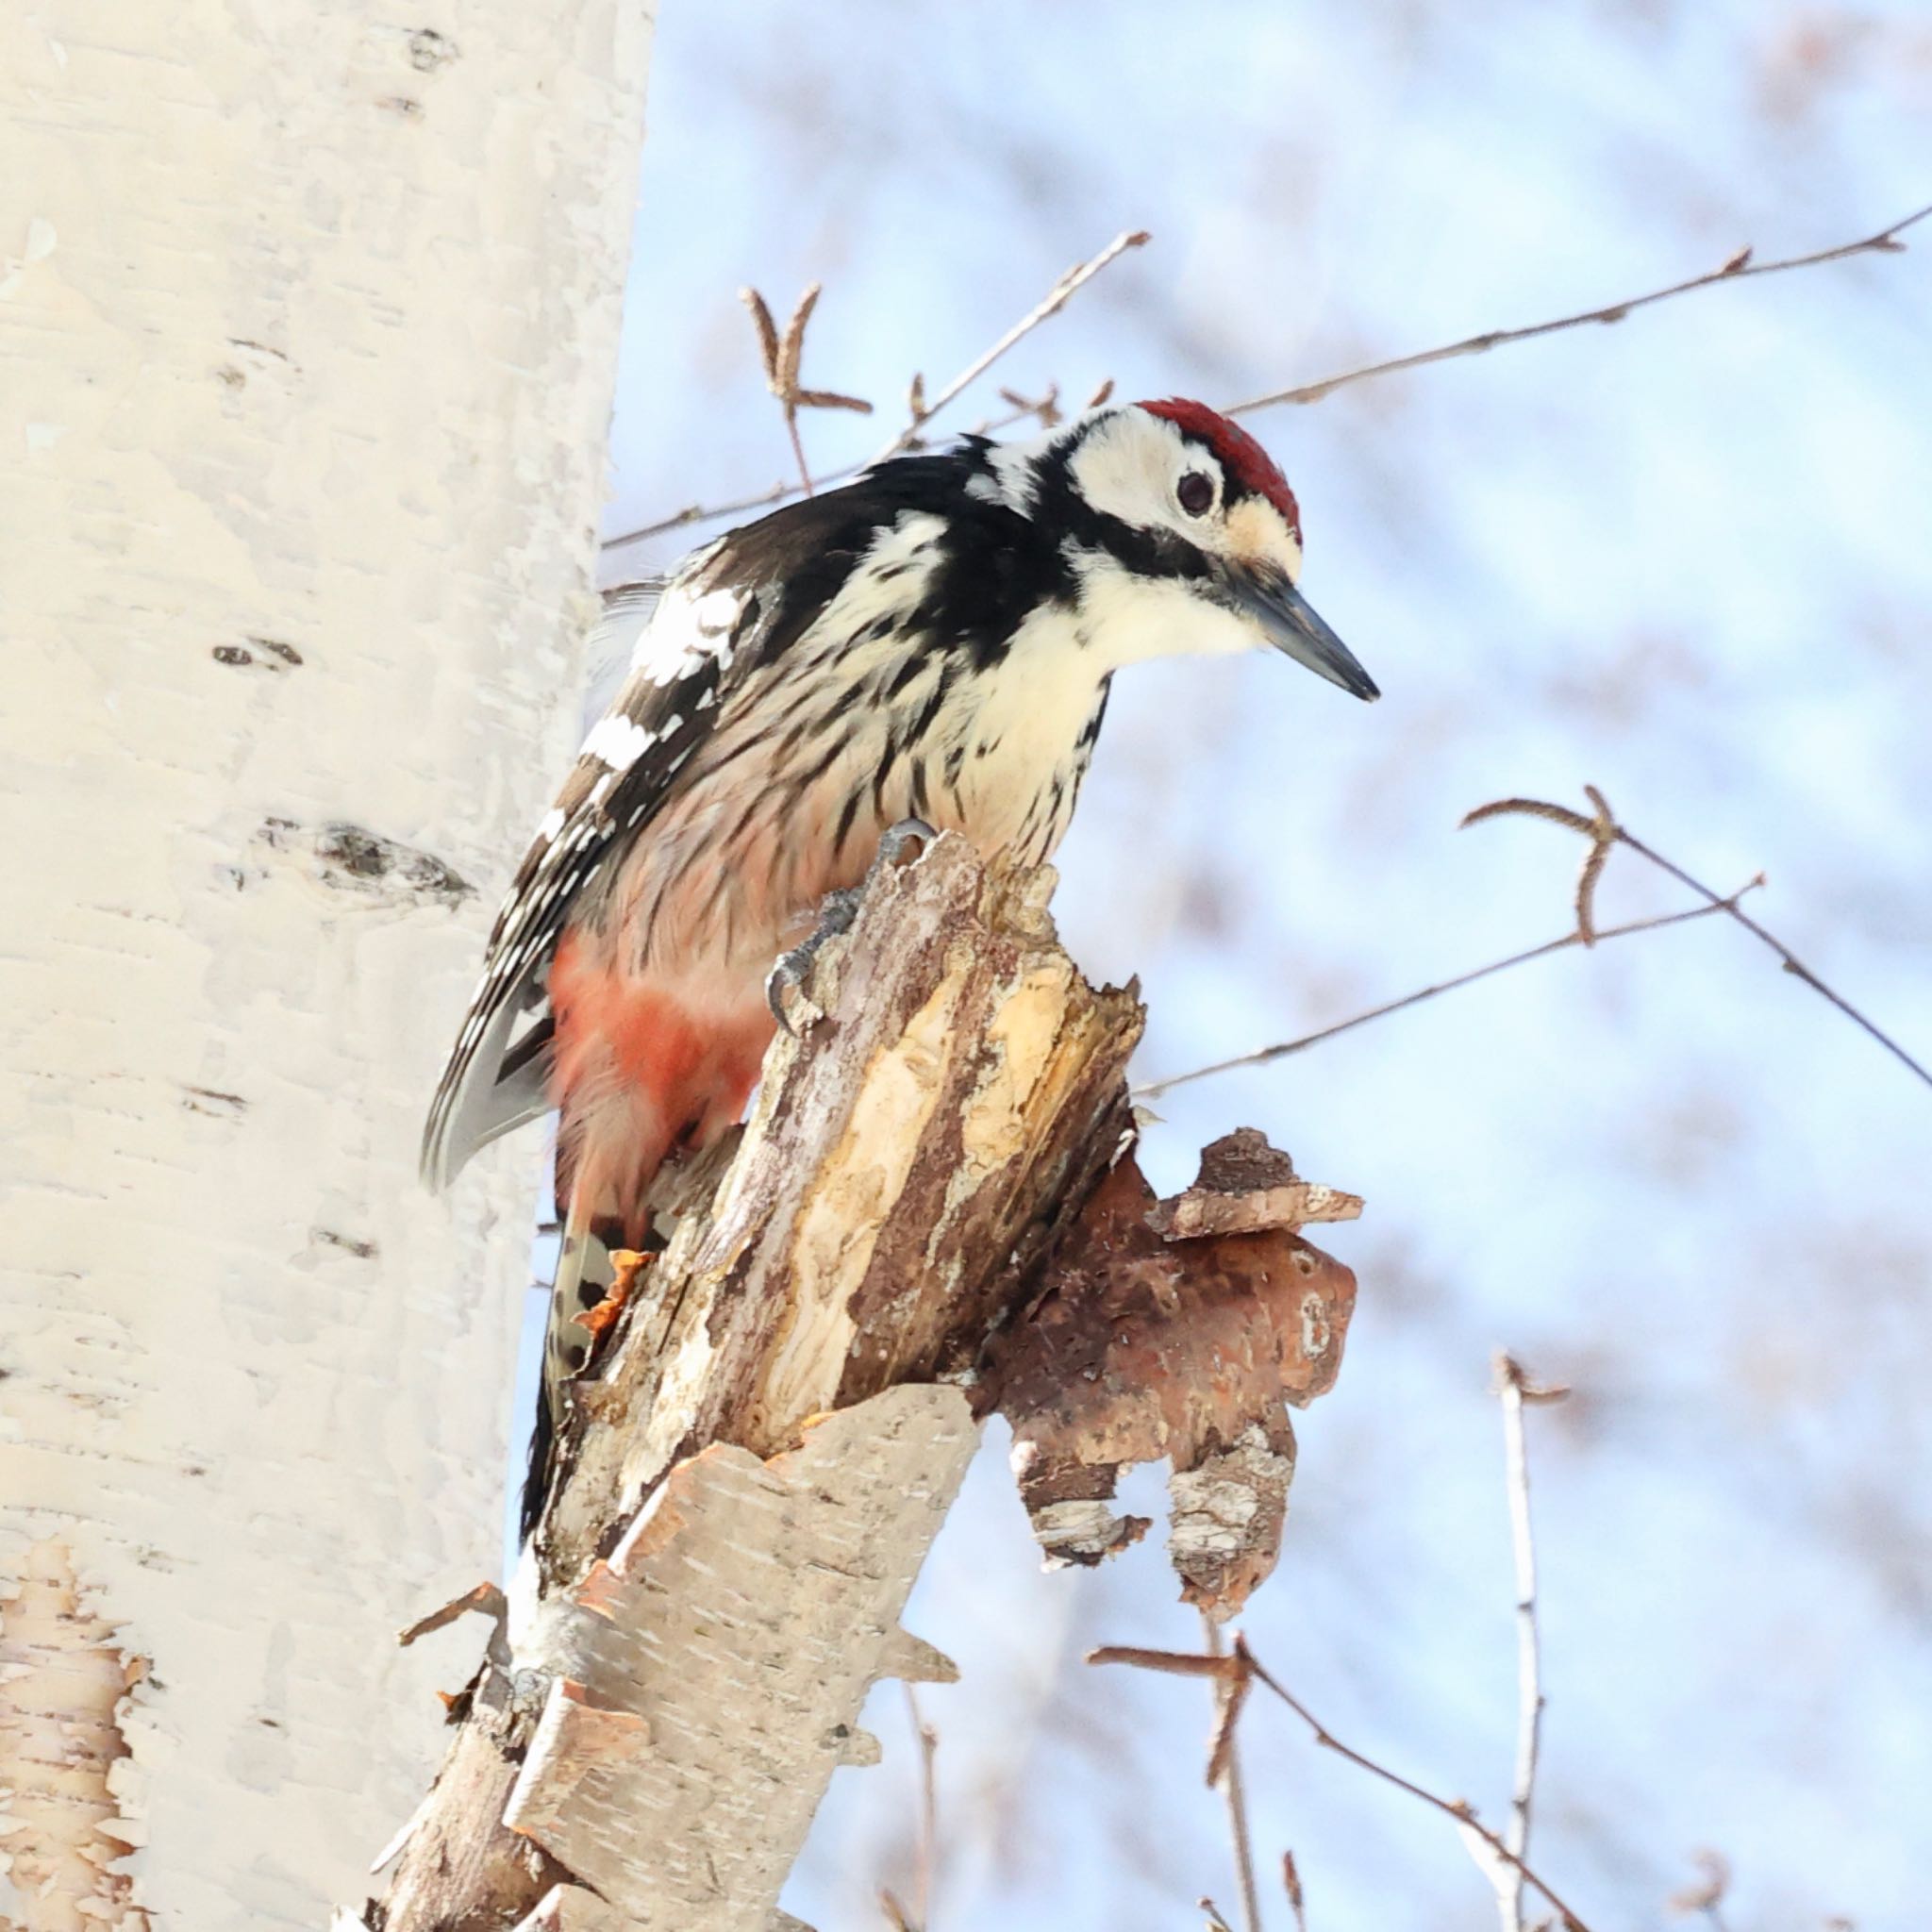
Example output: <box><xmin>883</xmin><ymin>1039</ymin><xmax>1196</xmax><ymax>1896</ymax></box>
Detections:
<box><xmin>1176</xmin><ymin>470</ymin><xmax>1215</xmax><ymax>516</ymax></box>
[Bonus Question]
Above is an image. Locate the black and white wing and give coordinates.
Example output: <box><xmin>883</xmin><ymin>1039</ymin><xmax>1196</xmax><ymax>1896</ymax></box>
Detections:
<box><xmin>420</xmin><ymin>574</ymin><xmax>732</xmax><ymax>1190</ymax></box>
<box><xmin>420</xmin><ymin>453</ymin><xmax>1022</xmax><ymax>1191</ymax></box>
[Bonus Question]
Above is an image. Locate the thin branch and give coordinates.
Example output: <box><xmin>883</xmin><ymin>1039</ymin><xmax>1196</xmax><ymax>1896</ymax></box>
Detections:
<box><xmin>872</xmin><ymin>229</ymin><xmax>1149</xmax><ymax>462</ymax></box>
<box><xmin>1282</xmin><ymin>1853</ymin><xmax>1307</xmax><ymax>1932</ymax></box>
<box><xmin>783</xmin><ymin>411</ymin><xmax>811</xmax><ymax>502</ymax></box>
<box><xmin>1472</xmin><ymin>1354</ymin><xmax>1570</xmax><ymax>1932</ymax></box>
<box><xmin>993</xmin><ymin>381</ymin><xmax>1062</xmax><ymax>430</ymax></box>
<box><xmin>1224</xmin><ymin>201</ymin><xmax>1932</xmax><ymax>416</ymax></box>
<box><xmin>1089</xmin><ymin>1639</ymin><xmax>1594</xmax><ymax>1932</ymax></box>
<box><xmin>1466</xmin><ymin>789</ymin><xmax>1932</xmax><ymax>1092</ymax></box>
<box><xmin>1204</xmin><ymin>1615</ymin><xmax>1264</xmax><ymax>1932</ymax></box>
<box><xmin>394</xmin><ymin>1580</ymin><xmax>507</xmax><ymax>1650</ymax></box>
<box><xmin>1499</xmin><ymin>1356</ymin><xmax>1548</xmax><ymax>1917</ymax></box>
<box><xmin>606</xmin><ymin>200</ymin><xmax>1924</xmax><ymax>557</ymax></box>
<box><xmin>605</xmin><ymin>475</ymin><xmax>800</xmax><ymax>552</ymax></box>
<box><xmin>1134</xmin><ymin>889</ymin><xmax>1759</xmax><ymax>1102</ymax></box>
<box><xmin>601</xmin><ymin>392</ymin><xmax>1069</xmax><ymax>555</ymax></box>
<box><xmin>606</xmin><ymin>235</ymin><xmax>1141</xmax><ymax>554</ymax></box>
<box><xmin>905</xmin><ymin>1684</ymin><xmax>939</xmax><ymax>1932</ymax></box>
<box><xmin>740</xmin><ymin>283</ymin><xmax>874</xmax><ymax>501</ymax></box>
<box><xmin>1233</xmin><ymin>1640</ymin><xmax>1591</xmax><ymax>1932</ymax></box>
<box><xmin>1619</xmin><ymin>821</ymin><xmax>1932</xmax><ymax>1091</ymax></box>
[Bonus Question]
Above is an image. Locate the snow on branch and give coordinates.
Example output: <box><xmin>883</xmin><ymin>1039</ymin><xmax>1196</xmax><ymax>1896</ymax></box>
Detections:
<box><xmin>342</xmin><ymin>836</ymin><xmax>1361</xmax><ymax>1932</ymax></box>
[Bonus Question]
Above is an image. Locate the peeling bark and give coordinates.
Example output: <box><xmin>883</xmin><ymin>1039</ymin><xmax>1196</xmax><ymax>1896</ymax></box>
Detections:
<box><xmin>537</xmin><ymin>839</ymin><xmax>1145</xmax><ymax>1587</ymax></box>
<box><xmin>505</xmin><ymin>1391</ymin><xmax>973</xmax><ymax>1930</ymax></box>
<box><xmin>355</xmin><ymin>841</ymin><xmax>1146</xmax><ymax>1931</ymax></box>
<box><xmin>0</xmin><ymin>1541</ymin><xmax>148</xmax><ymax>1932</ymax></box>
<box><xmin>351</xmin><ymin>841</ymin><xmax>1360</xmax><ymax>1930</ymax></box>
<box><xmin>985</xmin><ymin>1135</ymin><xmax>1358</xmax><ymax>1615</ymax></box>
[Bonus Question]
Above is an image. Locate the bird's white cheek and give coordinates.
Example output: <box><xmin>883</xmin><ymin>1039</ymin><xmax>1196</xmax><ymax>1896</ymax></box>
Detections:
<box><xmin>1083</xmin><ymin>571</ymin><xmax>1255</xmax><ymax>667</ymax></box>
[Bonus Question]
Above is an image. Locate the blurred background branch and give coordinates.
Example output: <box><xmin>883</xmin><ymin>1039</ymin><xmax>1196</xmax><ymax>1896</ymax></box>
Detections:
<box><xmin>605</xmin><ymin>202</ymin><xmax>1925</xmax><ymax>558</ymax></box>
<box><xmin>1224</xmin><ymin>200</ymin><xmax>1932</xmax><ymax>414</ymax></box>
<box><xmin>1091</xmin><ymin>1636</ymin><xmax>1595</xmax><ymax>1930</ymax></box>
<box><xmin>1142</xmin><ymin>779</ymin><xmax>1928</xmax><ymax>1100</ymax></box>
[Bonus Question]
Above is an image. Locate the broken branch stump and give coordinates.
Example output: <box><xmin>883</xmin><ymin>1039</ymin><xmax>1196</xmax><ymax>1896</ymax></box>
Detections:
<box><xmin>345</xmin><ymin>837</ymin><xmax>1359</xmax><ymax>1932</ymax></box>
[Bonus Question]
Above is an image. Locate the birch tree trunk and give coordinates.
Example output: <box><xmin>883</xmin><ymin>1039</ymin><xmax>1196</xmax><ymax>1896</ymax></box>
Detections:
<box><xmin>0</xmin><ymin>6</ymin><xmax>655</xmax><ymax>1925</ymax></box>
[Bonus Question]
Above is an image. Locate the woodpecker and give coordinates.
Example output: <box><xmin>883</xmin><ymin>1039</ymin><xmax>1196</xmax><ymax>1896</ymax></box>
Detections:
<box><xmin>423</xmin><ymin>398</ymin><xmax>1375</xmax><ymax>1505</ymax></box>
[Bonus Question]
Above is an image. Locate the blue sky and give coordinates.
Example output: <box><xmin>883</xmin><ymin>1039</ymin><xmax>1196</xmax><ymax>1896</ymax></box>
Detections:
<box><xmin>584</xmin><ymin>6</ymin><xmax>1932</xmax><ymax>1924</ymax></box>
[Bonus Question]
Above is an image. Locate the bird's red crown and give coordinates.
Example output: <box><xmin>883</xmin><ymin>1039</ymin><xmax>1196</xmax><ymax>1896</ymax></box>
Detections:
<box><xmin>1138</xmin><ymin>397</ymin><xmax>1302</xmax><ymax>545</ymax></box>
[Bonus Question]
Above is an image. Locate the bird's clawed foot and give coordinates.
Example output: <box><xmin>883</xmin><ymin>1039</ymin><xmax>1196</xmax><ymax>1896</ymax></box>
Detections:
<box><xmin>874</xmin><ymin>816</ymin><xmax>937</xmax><ymax>871</ymax></box>
<box><xmin>766</xmin><ymin>818</ymin><xmax>937</xmax><ymax>1034</ymax></box>
<box><xmin>766</xmin><ymin>887</ymin><xmax>861</xmax><ymax>1034</ymax></box>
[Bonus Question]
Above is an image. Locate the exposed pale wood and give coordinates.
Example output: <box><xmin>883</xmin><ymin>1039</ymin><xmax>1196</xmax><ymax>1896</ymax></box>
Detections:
<box><xmin>360</xmin><ymin>839</ymin><xmax>1146</xmax><ymax>1932</ymax></box>
<box><xmin>0</xmin><ymin>1541</ymin><xmax>148</xmax><ymax>1932</ymax></box>
<box><xmin>538</xmin><ymin>836</ymin><xmax>1145</xmax><ymax>1585</ymax></box>
<box><xmin>355</xmin><ymin>839</ymin><xmax>1361</xmax><ymax>1927</ymax></box>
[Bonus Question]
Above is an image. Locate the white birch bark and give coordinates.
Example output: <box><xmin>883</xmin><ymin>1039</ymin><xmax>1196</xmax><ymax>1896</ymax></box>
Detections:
<box><xmin>0</xmin><ymin>4</ymin><xmax>655</xmax><ymax>1924</ymax></box>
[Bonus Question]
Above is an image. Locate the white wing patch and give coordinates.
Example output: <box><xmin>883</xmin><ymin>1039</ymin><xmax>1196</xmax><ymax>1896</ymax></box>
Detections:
<box><xmin>640</xmin><ymin>579</ymin><xmax>743</xmax><ymax>688</ymax></box>
<box><xmin>964</xmin><ymin>441</ymin><xmax>1041</xmax><ymax>512</ymax></box>
<box><xmin>582</xmin><ymin>713</ymin><xmax>657</xmax><ymax>773</ymax></box>
<box><xmin>421</xmin><ymin>573</ymin><xmax>745</xmax><ymax>1191</ymax></box>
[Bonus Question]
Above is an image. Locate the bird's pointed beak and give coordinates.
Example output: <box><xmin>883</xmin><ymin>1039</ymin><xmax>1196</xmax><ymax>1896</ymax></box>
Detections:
<box><xmin>1221</xmin><ymin>560</ymin><xmax>1379</xmax><ymax>701</ymax></box>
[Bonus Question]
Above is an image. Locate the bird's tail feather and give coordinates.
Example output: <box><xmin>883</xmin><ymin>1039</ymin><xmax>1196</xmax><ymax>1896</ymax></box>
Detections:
<box><xmin>520</xmin><ymin>1182</ymin><xmax>617</xmax><ymax>1541</ymax></box>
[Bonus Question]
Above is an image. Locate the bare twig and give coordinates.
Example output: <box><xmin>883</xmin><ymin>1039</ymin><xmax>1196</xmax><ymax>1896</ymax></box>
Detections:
<box><xmin>1667</xmin><ymin>1849</ymin><xmax>1735</xmax><ymax>1932</ymax></box>
<box><xmin>1200</xmin><ymin>1901</ymin><xmax>1238</xmax><ymax>1932</ymax></box>
<box><xmin>605</xmin><ymin>234</ymin><xmax>1141</xmax><ymax>554</ymax></box>
<box><xmin>1500</xmin><ymin>1356</ymin><xmax>1557</xmax><ymax>1917</ymax></box>
<box><xmin>394</xmin><ymin>1580</ymin><xmax>506</xmax><ymax>1649</ymax></box>
<box><xmin>1282</xmin><ymin>1853</ymin><xmax>1307</xmax><ymax>1932</ymax></box>
<box><xmin>1089</xmin><ymin>1639</ymin><xmax>1595</xmax><ymax>1932</ymax></box>
<box><xmin>1134</xmin><ymin>888</ymin><xmax>1760</xmax><ymax>1101</ymax></box>
<box><xmin>1224</xmin><ymin>201</ymin><xmax>1932</xmax><ymax>416</ymax></box>
<box><xmin>873</xmin><ymin>229</ymin><xmax>1149</xmax><ymax>461</ymax></box>
<box><xmin>1468</xmin><ymin>1355</ymin><xmax>1570</xmax><ymax>1931</ymax></box>
<box><xmin>905</xmin><ymin>1685</ymin><xmax>939</xmax><ymax>1931</ymax></box>
<box><xmin>994</xmin><ymin>381</ymin><xmax>1062</xmax><ymax>431</ymax></box>
<box><xmin>740</xmin><ymin>283</ymin><xmax>874</xmax><ymax>499</ymax></box>
<box><xmin>1087</xmin><ymin>1643</ymin><xmax>1241</xmax><ymax>1682</ymax></box>
<box><xmin>1148</xmin><ymin>775</ymin><xmax>1929</xmax><ymax>1102</ymax></box>
<box><xmin>601</xmin><ymin>391</ymin><xmax>1074</xmax><ymax>556</ymax></box>
<box><xmin>608</xmin><ymin>201</ymin><xmax>1924</xmax><ymax>557</ymax></box>
<box><xmin>604</xmin><ymin>475</ymin><xmax>800</xmax><ymax>551</ymax></box>
<box><xmin>1203</xmin><ymin>1615</ymin><xmax>1263</xmax><ymax>1932</ymax></box>
<box><xmin>1466</xmin><ymin>788</ymin><xmax>1932</xmax><ymax>1092</ymax></box>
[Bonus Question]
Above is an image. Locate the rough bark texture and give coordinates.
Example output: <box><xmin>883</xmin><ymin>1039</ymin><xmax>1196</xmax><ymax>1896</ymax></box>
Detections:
<box><xmin>985</xmin><ymin>1134</ymin><xmax>1359</xmax><ymax>1613</ymax></box>
<box><xmin>0</xmin><ymin>6</ymin><xmax>654</xmax><ymax>1924</ymax></box>
<box><xmin>352</xmin><ymin>841</ymin><xmax>1360</xmax><ymax>1932</ymax></box>
<box><xmin>358</xmin><ymin>839</ymin><xmax>1145</xmax><ymax>1931</ymax></box>
<box><xmin>0</xmin><ymin>1544</ymin><xmax>149</xmax><ymax>1932</ymax></box>
<box><xmin>539</xmin><ymin>838</ymin><xmax>1145</xmax><ymax>1586</ymax></box>
<box><xmin>508</xmin><ymin>1391</ymin><xmax>972</xmax><ymax>1928</ymax></box>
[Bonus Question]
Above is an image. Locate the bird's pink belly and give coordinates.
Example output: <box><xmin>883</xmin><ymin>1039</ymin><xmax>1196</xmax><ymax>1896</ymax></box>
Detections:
<box><xmin>548</xmin><ymin>929</ymin><xmax>774</xmax><ymax>1238</ymax></box>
